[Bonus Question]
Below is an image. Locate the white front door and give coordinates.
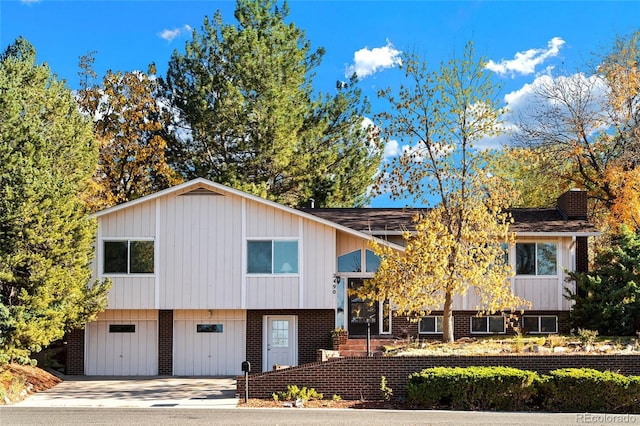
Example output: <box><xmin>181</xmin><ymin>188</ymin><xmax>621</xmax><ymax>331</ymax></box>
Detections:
<box><xmin>263</xmin><ymin>315</ymin><xmax>297</xmax><ymax>371</ymax></box>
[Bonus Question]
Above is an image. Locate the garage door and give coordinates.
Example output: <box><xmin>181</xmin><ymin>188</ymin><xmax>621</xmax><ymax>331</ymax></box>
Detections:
<box><xmin>173</xmin><ymin>310</ymin><xmax>246</xmax><ymax>376</ymax></box>
<box><xmin>85</xmin><ymin>310</ymin><xmax>158</xmax><ymax>376</ymax></box>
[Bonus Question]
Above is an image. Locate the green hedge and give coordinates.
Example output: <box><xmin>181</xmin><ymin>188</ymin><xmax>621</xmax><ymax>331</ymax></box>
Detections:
<box><xmin>407</xmin><ymin>366</ymin><xmax>640</xmax><ymax>413</ymax></box>
<box><xmin>540</xmin><ymin>368</ymin><xmax>638</xmax><ymax>412</ymax></box>
<box><xmin>407</xmin><ymin>366</ymin><xmax>538</xmax><ymax>410</ymax></box>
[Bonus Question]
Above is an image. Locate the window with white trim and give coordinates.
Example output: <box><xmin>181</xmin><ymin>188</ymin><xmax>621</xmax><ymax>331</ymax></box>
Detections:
<box><xmin>523</xmin><ymin>316</ymin><xmax>558</xmax><ymax>334</ymax></box>
<box><xmin>338</xmin><ymin>250</ymin><xmax>361</xmax><ymax>273</ymax></box>
<box><xmin>471</xmin><ymin>316</ymin><xmax>505</xmax><ymax>333</ymax></box>
<box><xmin>247</xmin><ymin>240</ymin><xmax>298</xmax><ymax>274</ymax></box>
<box><xmin>419</xmin><ymin>316</ymin><xmax>444</xmax><ymax>334</ymax></box>
<box><xmin>516</xmin><ymin>242</ymin><xmax>557</xmax><ymax>275</ymax></box>
<box><xmin>103</xmin><ymin>240</ymin><xmax>154</xmax><ymax>274</ymax></box>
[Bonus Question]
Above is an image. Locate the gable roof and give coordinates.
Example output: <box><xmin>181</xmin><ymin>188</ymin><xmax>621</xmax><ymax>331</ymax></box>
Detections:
<box><xmin>301</xmin><ymin>206</ymin><xmax>599</xmax><ymax>237</ymax></box>
<box><xmin>92</xmin><ymin>178</ymin><xmax>406</xmax><ymax>251</ymax></box>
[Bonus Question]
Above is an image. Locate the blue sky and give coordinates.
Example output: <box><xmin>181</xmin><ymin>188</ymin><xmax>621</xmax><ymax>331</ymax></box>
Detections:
<box><xmin>3</xmin><ymin>0</ymin><xmax>639</xmax><ymax>206</ymax></box>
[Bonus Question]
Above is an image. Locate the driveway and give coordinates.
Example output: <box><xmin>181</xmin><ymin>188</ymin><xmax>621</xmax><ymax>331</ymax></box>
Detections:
<box><xmin>14</xmin><ymin>376</ymin><xmax>239</xmax><ymax>409</ymax></box>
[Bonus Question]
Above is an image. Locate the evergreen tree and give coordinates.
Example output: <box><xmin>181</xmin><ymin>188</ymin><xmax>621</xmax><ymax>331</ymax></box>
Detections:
<box><xmin>164</xmin><ymin>0</ymin><xmax>381</xmax><ymax>207</ymax></box>
<box><xmin>567</xmin><ymin>226</ymin><xmax>640</xmax><ymax>336</ymax></box>
<box><xmin>0</xmin><ymin>38</ymin><xmax>110</xmax><ymax>363</ymax></box>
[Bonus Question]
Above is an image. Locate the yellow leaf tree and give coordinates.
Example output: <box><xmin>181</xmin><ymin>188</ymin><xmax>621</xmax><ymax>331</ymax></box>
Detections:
<box><xmin>365</xmin><ymin>43</ymin><xmax>529</xmax><ymax>342</ymax></box>
<box><xmin>77</xmin><ymin>56</ymin><xmax>182</xmax><ymax>211</ymax></box>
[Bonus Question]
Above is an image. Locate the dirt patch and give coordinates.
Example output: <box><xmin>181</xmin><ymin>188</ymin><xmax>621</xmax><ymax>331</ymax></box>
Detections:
<box><xmin>1</xmin><ymin>364</ymin><xmax>61</xmax><ymax>404</ymax></box>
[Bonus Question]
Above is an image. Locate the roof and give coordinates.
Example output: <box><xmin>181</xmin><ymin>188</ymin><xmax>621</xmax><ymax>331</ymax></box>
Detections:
<box><xmin>301</xmin><ymin>206</ymin><xmax>599</xmax><ymax>237</ymax></box>
<box><xmin>92</xmin><ymin>178</ymin><xmax>406</xmax><ymax>251</ymax></box>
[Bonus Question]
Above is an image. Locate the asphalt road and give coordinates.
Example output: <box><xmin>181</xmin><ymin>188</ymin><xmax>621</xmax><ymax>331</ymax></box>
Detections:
<box><xmin>2</xmin><ymin>407</ymin><xmax>629</xmax><ymax>425</ymax></box>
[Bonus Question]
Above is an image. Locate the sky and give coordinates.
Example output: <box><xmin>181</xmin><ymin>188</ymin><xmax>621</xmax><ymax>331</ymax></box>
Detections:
<box><xmin>3</xmin><ymin>0</ymin><xmax>639</xmax><ymax>207</ymax></box>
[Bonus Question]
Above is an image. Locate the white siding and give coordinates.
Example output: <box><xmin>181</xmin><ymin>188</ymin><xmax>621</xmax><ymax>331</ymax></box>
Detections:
<box><xmin>246</xmin><ymin>200</ymin><xmax>298</xmax><ymax>238</ymax></box>
<box><xmin>100</xmin><ymin>201</ymin><xmax>156</xmax><ymax>237</ymax></box>
<box><xmin>97</xmin><ymin>200</ymin><xmax>157</xmax><ymax>309</ymax></box>
<box><xmin>85</xmin><ymin>310</ymin><xmax>157</xmax><ymax>376</ymax></box>
<box><xmin>159</xmin><ymin>193</ymin><xmax>243</xmax><ymax>309</ymax></box>
<box><xmin>246</xmin><ymin>276</ymin><xmax>299</xmax><ymax>308</ymax></box>
<box><xmin>106</xmin><ymin>277</ymin><xmax>155</xmax><ymax>309</ymax></box>
<box><xmin>173</xmin><ymin>310</ymin><xmax>246</xmax><ymax>376</ymax></box>
<box><xmin>303</xmin><ymin>221</ymin><xmax>335</xmax><ymax>309</ymax></box>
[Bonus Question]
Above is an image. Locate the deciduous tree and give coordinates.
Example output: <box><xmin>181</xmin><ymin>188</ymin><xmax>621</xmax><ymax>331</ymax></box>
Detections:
<box><xmin>163</xmin><ymin>0</ymin><xmax>381</xmax><ymax>207</ymax></box>
<box><xmin>78</xmin><ymin>56</ymin><xmax>182</xmax><ymax>211</ymax></box>
<box><xmin>366</xmin><ymin>43</ymin><xmax>529</xmax><ymax>342</ymax></box>
<box><xmin>0</xmin><ymin>38</ymin><xmax>110</xmax><ymax>363</ymax></box>
<box><xmin>512</xmin><ymin>30</ymin><xmax>640</xmax><ymax>231</ymax></box>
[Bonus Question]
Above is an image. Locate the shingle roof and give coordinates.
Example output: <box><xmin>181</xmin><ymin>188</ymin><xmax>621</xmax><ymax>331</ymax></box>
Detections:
<box><xmin>300</xmin><ymin>207</ymin><xmax>598</xmax><ymax>236</ymax></box>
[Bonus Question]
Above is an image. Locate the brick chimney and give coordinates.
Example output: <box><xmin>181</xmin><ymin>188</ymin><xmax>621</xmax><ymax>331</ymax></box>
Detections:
<box><xmin>557</xmin><ymin>189</ymin><xmax>587</xmax><ymax>219</ymax></box>
<box><xmin>557</xmin><ymin>189</ymin><xmax>589</xmax><ymax>273</ymax></box>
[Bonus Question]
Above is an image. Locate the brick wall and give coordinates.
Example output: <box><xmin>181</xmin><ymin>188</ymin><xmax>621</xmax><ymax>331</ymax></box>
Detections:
<box><xmin>557</xmin><ymin>189</ymin><xmax>587</xmax><ymax>219</ymax></box>
<box><xmin>158</xmin><ymin>310</ymin><xmax>173</xmax><ymax>375</ymax></box>
<box><xmin>237</xmin><ymin>355</ymin><xmax>640</xmax><ymax>400</ymax></box>
<box><xmin>576</xmin><ymin>236</ymin><xmax>589</xmax><ymax>274</ymax></box>
<box><xmin>246</xmin><ymin>309</ymin><xmax>334</xmax><ymax>372</ymax></box>
<box><xmin>388</xmin><ymin>310</ymin><xmax>570</xmax><ymax>341</ymax></box>
<box><xmin>65</xmin><ymin>328</ymin><xmax>85</xmax><ymax>375</ymax></box>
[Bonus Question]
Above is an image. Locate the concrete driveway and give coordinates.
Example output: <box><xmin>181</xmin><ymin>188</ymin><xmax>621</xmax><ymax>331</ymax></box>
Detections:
<box><xmin>14</xmin><ymin>376</ymin><xmax>239</xmax><ymax>409</ymax></box>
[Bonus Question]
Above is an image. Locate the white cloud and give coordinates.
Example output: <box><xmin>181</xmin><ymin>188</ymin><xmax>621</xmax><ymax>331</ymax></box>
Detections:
<box><xmin>486</xmin><ymin>37</ymin><xmax>565</xmax><ymax>77</ymax></box>
<box><xmin>345</xmin><ymin>40</ymin><xmax>402</xmax><ymax>78</ymax></box>
<box><xmin>383</xmin><ymin>139</ymin><xmax>399</xmax><ymax>158</ymax></box>
<box><xmin>158</xmin><ymin>24</ymin><xmax>192</xmax><ymax>42</ymax></box>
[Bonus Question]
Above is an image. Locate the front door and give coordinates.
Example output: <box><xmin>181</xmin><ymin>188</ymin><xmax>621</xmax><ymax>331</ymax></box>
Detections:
<box><xmin>348</xmin><ymin>279</ymin><xmax>379</xmax><ymax>336</ymax></box>
<box><xmin>263</xmin><ymin>315</ymin><xmax>297</xmax><ymax>371</ymax></box>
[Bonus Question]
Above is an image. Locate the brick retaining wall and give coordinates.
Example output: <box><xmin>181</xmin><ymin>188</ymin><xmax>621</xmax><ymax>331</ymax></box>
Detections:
<box><xmin>237</xmin><ymin>355</ymin><xmax>640</xmax><ymax>400</ymax></box>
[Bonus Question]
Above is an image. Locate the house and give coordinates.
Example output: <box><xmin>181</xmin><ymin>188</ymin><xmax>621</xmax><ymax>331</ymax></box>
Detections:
<box><xmin>66</xmin><ymin>179</ymin><xmax>597</xmax><ymax>376</ymax></box>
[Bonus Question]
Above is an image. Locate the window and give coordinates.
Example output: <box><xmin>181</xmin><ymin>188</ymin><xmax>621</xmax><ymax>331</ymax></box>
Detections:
<box><xmin>197</xmin><ymin>324</ymin><xmax>223</xmax><ymax>333</ymax></box>
<box><xmin>515</xmin><ymin>243</ymin><xmax>557</xmax><ymax>275</ymax></box>
<box><xmin>338</xmin><ymin>250</ymin><xmax>361</xmax><ymax>272</ymax></box>
<box><xmin>523</xmin><ymin>316</ymin><xmax>557</xmax><ymax>334</ymax></box>
<box><xmin>471</xmin><ymin>316</ymin><xmax>505</xmax><ymax>333</ymax></box>
<box><xmin>365</xmin><ymin>250</ymin><xmax>381</xmax><ymax>273</ymax></box>
<box><xmin>419</xmin><ymin>316</ymin><xmax>444</xmax><ymax>334</ymax></box>
<box><xmin>104</xmin><ymin>240</ymin><xmax>154</xmax><ymax>274</ymax></box>
<box><xmin>109</xmin><ymin>324</ymin><xmax>135</xmax><ymax>333</ymax></box>
<box><xmin>247</xmin><ymin>240</ymin><xmax>298</xmax><ymax>274</ymax></box>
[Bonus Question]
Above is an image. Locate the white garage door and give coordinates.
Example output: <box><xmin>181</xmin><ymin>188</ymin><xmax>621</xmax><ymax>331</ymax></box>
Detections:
<box><xmin>173</xmin><ymin>310</ymin><xmax>246</xmax><ymax>376</ymax></box>
<box><xmin>85</xmin><ymin>310</ymin><xmax>158</xmax><ymax>376</ymax></box>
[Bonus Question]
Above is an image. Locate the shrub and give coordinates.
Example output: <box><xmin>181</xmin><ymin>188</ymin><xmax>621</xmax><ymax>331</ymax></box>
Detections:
<box><xmin>407</xmin><ymin>366</ymin><xmax>538</xmax><ymax>410</ymax></box>
<box><xmin>272</xmin><ymin>385</ymin><xmax>323</xmax><ymax>402</ymax></box>
<box><xmin>540</xmin><ymin>368</ymin><xmax>637</xmax><ymax>413</ymax></box>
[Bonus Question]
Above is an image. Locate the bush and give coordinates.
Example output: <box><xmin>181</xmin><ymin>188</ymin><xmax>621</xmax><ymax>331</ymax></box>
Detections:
<box><xmin>272</xmin><ymin>385</ymin><xmax>323</xmax><ymax>402</ymax></box>
<box><xmin>541</xmin><ymin>368</ymin><xmax>638</xmax><ymax>413</ymax></box>
<box><xmin>407</xmin><ymin>366</ymin><xmax>538</xmax><ymax>410</ymax></box>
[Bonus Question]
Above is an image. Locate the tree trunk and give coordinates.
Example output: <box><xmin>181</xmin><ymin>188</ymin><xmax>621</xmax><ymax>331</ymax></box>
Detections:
<box><xmin>442</xmin><ymin>291</ymin><xmax>454</xmax><ymax>343</ymax></box>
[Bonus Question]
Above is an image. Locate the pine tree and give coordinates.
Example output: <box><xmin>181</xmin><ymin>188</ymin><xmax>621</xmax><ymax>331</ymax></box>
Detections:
<box><xmin>0</xmin><ymin>38</ymin><xmax>110</xmax><ymax>363</ymax></box>
<box><xmin>164</xmin><ymin>0</ymin><xmax>381</xmax><ymax>207</ymax></box>
<box><xmin>568</xmin><ymin>226</ymin><xmax>640</xmax><ymax>336</ymax></box>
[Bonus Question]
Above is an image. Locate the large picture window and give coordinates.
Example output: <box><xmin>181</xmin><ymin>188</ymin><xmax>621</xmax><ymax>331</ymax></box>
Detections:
<box><xmin>104</xmin><ymin>240</ymin><xmax>154</xmax><ymax>274</ymax></box>
<box><xmin>515</xmin><ymin>243</ymin><xmax>557</xmax><ymax>275</ymax></box>
<box><xmin>247</xmin><ymin>240</ymin><xmax>298</xmax><ymax>274</ymax></box>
